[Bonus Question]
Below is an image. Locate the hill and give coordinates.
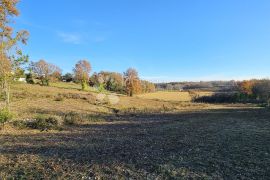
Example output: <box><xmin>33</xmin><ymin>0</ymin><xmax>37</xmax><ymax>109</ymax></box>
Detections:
<box><xmin>1</xmin><ymin>83</ymin><xmax>269</xmax><ymax>179</ymax></box>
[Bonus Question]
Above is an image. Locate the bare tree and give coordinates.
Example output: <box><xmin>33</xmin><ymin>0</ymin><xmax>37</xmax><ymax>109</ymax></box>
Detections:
<box><xmin>252</xmin><ymin>80</ymin><xmax>270</xmax><ymax>106</ymax></box>
<box><xmin>73</xmin><ymin>60</ymin><xmax>91</xmax><ymax>90</ymax></box>
<box><xmin>30</xmin><ymin>60</ymin><xmax>62</xmax><ymax>86</ymax></box>
<box><xmin>166</xmin><ymin>84</ymin><xmax>173</xmax><ymax>91</ymax></box>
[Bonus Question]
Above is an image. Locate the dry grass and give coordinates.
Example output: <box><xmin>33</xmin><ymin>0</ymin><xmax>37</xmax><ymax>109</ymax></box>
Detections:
<box><xmin>9</xmin><ymin>83</ymin><xmax>213</xmax><ymax>118</ymax></box>
<box><xmin>137</xmin><ymin>91</ymin><xmax>213</xmax><ymax>102</ymax></box>
<box><xmin>50</xmin><ymin>82</ymin><xmax>98</xmax><ymax>92</ymax></box>
<box><xmin>137</xmin><ymin>91</ymin><xmax>192</xmax><ymax>102</ymax></box>
<box><xmin>1</xmin><ymin>108</ymin><xmax>269</xmax><ymax>179</ymax></box>
<box><xmin>0</xmin><ymin>83</ymin><xmax>269</xmax><ymax>179</ymax></box>
<box><xmin>188</xmin><ymin>90</ymin><xmax>214</xmax><ymax>97</ymax></box>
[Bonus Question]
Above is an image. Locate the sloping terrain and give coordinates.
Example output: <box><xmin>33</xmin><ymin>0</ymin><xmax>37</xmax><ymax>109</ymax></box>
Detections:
<box><xmin>0</xmin><ymin>83</ymin><xmax>269</xmax><ymax>179</ymax></box>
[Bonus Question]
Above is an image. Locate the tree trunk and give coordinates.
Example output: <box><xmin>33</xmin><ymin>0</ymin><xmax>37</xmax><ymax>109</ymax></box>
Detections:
<box><xmin>3</xmin><ymin>77</ymin><xmax>10</xmax><ymax>111</ymax></box>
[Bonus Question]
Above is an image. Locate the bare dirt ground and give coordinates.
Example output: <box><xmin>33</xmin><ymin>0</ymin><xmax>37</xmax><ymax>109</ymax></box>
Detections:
<box><xmin>1</xmin><ymin>105</ymin><xmax>269</xmax><ymax>179</ymax></box>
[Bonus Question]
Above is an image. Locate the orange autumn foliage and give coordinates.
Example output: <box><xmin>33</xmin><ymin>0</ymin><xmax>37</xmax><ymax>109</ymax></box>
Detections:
<box><xmin>238</xmin><ymin>80</ymin><xmax>255</xmax><ymax>95</ymax></box>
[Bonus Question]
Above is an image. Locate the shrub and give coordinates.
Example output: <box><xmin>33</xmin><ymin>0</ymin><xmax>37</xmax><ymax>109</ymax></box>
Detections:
<box><xmin>25</xmin><ymin>73</ymin><xmax>35</xmax><ymax>84</ymax></box>
<box><xmin>12</xmin><ymin>120</ymin><xmax>28</xmax><ymax>129</ymax></box>
<box><xmin>86</xmin><ymin>114</ymin><xmax>106</xmax><ymax>122</ymax></box>
<box><xmin>63</xmin><ymin>112</ymin><xmax>83</xmax><ymax>125</ymax></box>
<box><xmin>252</xmin><ymin>80</ymin><xmax>270</xmax><ymax>106</ymax></box>
<box><xmin>0</xmin><ymin>108</ymin><xmax>13</xmax><ymax>128</ymax></box>
<box><xmin>26</xmin><ymin>115</ymin><xmax>59</xmax><ymax>131</ymax></box>
<box><xmin>192</xmin><ymin>92</ymin><xmax>261</xmax><ymax>104</ymax></box>
<box><xmin>193</xmin><ymin>93</ymin><xmax>239</xmax><ymax>103</ymax></box>
<box><xmin>54</xmin><ymin>94</ymin><xmax>64</xmax><ymax>101</ymax></box>
<box><xmin>62</xmin><ymin>73</ymin><xmax>74</xmax><ymax>82</ymax></box>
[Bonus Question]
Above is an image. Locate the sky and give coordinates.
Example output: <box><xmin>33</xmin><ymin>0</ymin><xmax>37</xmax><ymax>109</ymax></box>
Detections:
<box><xmin>13</xmin><ymin>0</ymin><xmax>270</xmax><ymax>82</ymax></box>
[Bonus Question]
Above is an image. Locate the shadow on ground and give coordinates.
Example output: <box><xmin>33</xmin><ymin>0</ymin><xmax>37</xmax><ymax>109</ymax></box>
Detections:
<box><xmin>1</xmin><ymin>108</ymin><xmax>270</xmax><ymax>179</ymax></box>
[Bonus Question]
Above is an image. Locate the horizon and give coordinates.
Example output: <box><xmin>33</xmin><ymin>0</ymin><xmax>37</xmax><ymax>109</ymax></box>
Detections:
<box><xmin>14</xmin><ymin>0</ymin><xmax>270</xmax><ymax>82</ymax></box>
<box><xmin>142</xmin><ymin>75</ymin><xmax>270</xmax><ymax>83</ymax></box>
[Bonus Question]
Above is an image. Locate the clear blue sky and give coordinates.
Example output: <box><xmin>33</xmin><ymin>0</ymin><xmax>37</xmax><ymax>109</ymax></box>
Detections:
<box><xmin>14</xmin><ymin>0</ymin><xmax>270</xmax><ymax>82</ymax></box>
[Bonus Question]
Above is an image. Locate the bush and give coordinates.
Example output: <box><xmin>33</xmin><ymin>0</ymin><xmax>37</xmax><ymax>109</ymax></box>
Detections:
<box><xmin>26</xmin><ymin>115</ymin><xmax>59</xmax><ymax>131</ymax></box>
<box><xmin>252</xmin><ymin>80</ymin><xmax>270</xmax><ymax>106</ymax></box>
<box><xmin>86</xmin><ymin>114</ymin><xmax>106</xmax><ymax>122</ymax></box>
<box><xmin>12</xmin><ymin>120</ymin><xmax>28</xmax><ymax>129</ymax></box>
<box><xmin>193</xmin><ymin>93</ymin><xmax>240</xmax><ymax>103</ymax></box>
<box><xmin>54</xmin><ymin>94</ymin><xmax>64</xmax><ymax>101</ymax></box>
<box><xmin>193</xmin><ymin>93</ymin><xmax>261</xmax><ymax>104</ymax></box>
<box><xmin>62</xmin><ymin>73</ymin><xmax>74</xmax><ymax>82</ymax></box>
<box><xmin>0</xmin><ymin>108</ymin><xmax>13</xmax><ymax>128</ymax></box>
<box><xmin>26</xmin><ymin>73</ymin><xmax>35</xmax><ymax>84</ymax></box>
<box><xmin>63</xmin><ymin>112</ymin><xmax>83</xmax><ymax>125</ymax></box>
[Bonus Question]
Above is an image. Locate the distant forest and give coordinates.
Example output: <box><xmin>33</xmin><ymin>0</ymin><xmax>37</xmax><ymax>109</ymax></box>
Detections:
<box><xmin>155</xmin><ymin>81</ymin><xmax>238</xmax><ymax>92</ymax></box>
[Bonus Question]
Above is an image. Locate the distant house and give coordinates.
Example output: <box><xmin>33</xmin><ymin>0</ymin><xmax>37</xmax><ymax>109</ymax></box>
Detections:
<box><xmin>17</xmin><ymin>78</ymin><xmax>26</xmax><ymax>83</ymax></box>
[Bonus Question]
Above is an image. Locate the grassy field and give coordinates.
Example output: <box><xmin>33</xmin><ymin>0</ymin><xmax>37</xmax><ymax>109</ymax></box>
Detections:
<box><xmin>137</xmin><ymin>91</ymin><xmax>213</xmax><ymax>102</ymax></box>
<box><xmin>0</xmin><ymin>83</ymin><xmax>269</xmax><ymax>179</ymax></box>
<box><xmin>6</xmin><ymin>83</ymin><xmax>215</xmax><ymax>119</ymax></box>
<box><xmin>51</xmin><ymin>82</ymin><xmax>98</xmax><ymax>92</ymax></box>
<box><xmin>137</xmin><ymin>91</ymin><xmax>192</xmax><ymax>102</ymax></box>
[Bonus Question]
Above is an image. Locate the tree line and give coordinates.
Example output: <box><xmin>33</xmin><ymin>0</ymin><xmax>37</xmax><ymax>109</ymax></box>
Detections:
<box><xmin>193</xmin><ymin>79</ymin><xmax>270</xmax><ymax>106</ymax></box>
<box><xmin>237</xmin><ymin>79</ymin><xmax>270</xmax><ymax>106</ymax></box>
<box><xmin>156</xmin><ymin>81</ymin><xmax>238</xmax><ymax>92</ymax></box>
<box><xmin>25</xmin><ymin>59</ymin><xmax>155</xmax><ymax>95</ymax></box>
<box><xmin>0</xmin><ymin>0</ymin><xmax>155</xmax><ymax>124</ymax></box>
<box><xmin>1</xmin><ymin>0</ymin><xmax>270</xmax><ymax>122</ymax></box>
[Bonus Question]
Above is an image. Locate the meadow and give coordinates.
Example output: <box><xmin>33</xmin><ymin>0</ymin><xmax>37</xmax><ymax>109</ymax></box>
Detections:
<box><xmin>1</xmin><ymin>1</ymin><xmax>270</xmax><ymax>179</ymax></box>
<box><xmin>137</xmin><ymin>91</ymin><xmax>192</xmax><ymax>102</ymax></box>
<box><xmin>0</xmin><ymin>83</ymin><xmax>269</xmax><ymax>179</ymax></box>
<box><xmin>137</xmin><ymin>91</ymin><xmax>213</xmax><ymax>102</ymax></box>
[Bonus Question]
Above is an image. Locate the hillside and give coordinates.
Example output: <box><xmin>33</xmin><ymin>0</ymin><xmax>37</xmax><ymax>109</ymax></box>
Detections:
<box><xmin>4</xmin><ymin>83</ymin><xmax>225</xmax><ymax>122</ymax></box>
<box><xmin>1</xmin><ymin>83</ymin><xmax>269</xmax><ymax>179</ymax></box>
